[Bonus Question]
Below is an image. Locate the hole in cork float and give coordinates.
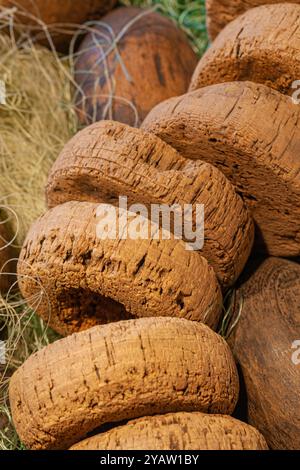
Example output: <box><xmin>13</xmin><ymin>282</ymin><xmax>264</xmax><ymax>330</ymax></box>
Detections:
<box><xmin>56</xmin><ymin>288</ymin><xmax>133</xmax><ymax>331</ymax></box>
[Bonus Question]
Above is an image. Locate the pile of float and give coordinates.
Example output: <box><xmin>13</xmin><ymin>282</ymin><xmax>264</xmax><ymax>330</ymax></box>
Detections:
<box><xmin>1</xmin><ymin>0</ymin><xmax>300</xmax><ymax>451</ymax></box>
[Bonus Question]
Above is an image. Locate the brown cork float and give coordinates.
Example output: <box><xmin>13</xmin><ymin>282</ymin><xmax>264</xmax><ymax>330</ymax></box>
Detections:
<box><xmin>9</xmin><ymin>317</ymin><xmax>239</xmax><ymax>450</ymax></box>
<box><xmin>228</xmin><ymin>257</ymin><xmax>300</xmax><ymax>449</ymax></box>
<box><xmin>0</xmin><ymin>0</ymin><xmax>117</xmax><ymax>50</ymax></box>
<box><xmin>190</xmin><ymin>3</ymin><xmax>300</xmax><ymax>95</ymax></box>
<box><xmin>74</xmin><ymin>7</ymin><xmax>198</xmax><ymax>127</ymax></box>
<box><xmin>17</xmin><ymin>201</ymin><xmax>222</xmax><ymax>335</ymax></box>
<box><xmin>142</xmin><ymin>81</ymin><xmax>300</xmax><ymax>257</ymax></box>
<box><xmin>206</xmin><ymin>0</ymin><xmax>300</xmax><ymax>40</ymax></box>
<box><xmin>46</xmin><ymin>120</ymin><xmax>254</xmax><ymax>289</ymax></box>
<box><xmin>70</xmin><ymin>411</ymin><xmax>268</xmax><ymax>450</ymax></box>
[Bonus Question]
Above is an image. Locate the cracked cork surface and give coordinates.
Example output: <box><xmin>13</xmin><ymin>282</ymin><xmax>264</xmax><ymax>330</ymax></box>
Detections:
<box><xmin>70</xmin><ymin>411</ymin><xmax>268</xmax><ymax>450</ymax></box>
<box><xmin>142</xmin><ymin>81</ymin><xmax>300</xmax><ymax>257</ymax></box>
<box><xmin>229</xmin><ymin>257</ymin><xmax>300</xmax><ymax>449</ymax></box>
<box><xmin>206</xmin><ymin>0</ymin><xmax>300</xmax><ymax>40</ymax></box>
<box><xmin>46</xmin><ymin>120</ymin><xmax>254</xmax><ymax>289</ymax></box>
<box><xmin>191</xmin><ymin>3</ymin><xmax>300</xmax><ymax>94</ymax></box>
<box><xmin>17</xmin><ymin>201</ymin><xmax>222</xmax><ymax>336</ymax></box>
<box><xmin>9</xmin><ymin>317</ymin><xmax>239</xmax><ymax>450</ymax></box>
<box><xmin>75</xmin><ymin>7</ymin><xmax>198</xmax><ymax>127</ymax></box>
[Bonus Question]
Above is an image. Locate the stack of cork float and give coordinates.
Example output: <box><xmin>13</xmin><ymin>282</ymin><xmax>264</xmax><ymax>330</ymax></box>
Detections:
<box><xmin>140</xmin><ymin>1</ymin><xmax>300</xmax><ymax>450</ymax></box>
<box><xmin>8</xmin><ymin>1</ymin><xmax>300</xmax><ymax>451</ymax></box>
<box><xmin>10</xmin><ymin>318</ymin><xmax>267</xmax><ymax>450</ymax></box>
<box><xmin>16</xmin><ymin>121</ymin><xmax>255</xmax><ymax>337</ymax></box>
<box><xmin>142</xmin><ymin>3</ymin><xmax>300</xmax><ymax>258</ymax></box>
<box><xmin>9</xmin><ymin>120</ymin><xmax>268</xmax><ymax>449</ymax></box>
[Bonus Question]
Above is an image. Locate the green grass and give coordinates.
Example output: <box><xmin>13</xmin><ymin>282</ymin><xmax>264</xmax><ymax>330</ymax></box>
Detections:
<box><xmin>122</xmin><ymin>0</ymin><xmax>209</xmax><ymax>55</ymax></box>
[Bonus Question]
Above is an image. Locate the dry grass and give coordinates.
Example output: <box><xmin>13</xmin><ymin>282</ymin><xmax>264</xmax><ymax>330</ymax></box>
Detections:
<box><xmin>0</xmin><ymin>300</ymin><xmax>59</xmax><ymax>450</ymax></box>
<box><xmin>0</xmin><ymin>5</ymin><xmax>76</xmax><ymax>449</ymax></box>
<box><xmin>0</xmin><ymin>8</ymin><xmax>78</xmax><ymax>246</ymax></box>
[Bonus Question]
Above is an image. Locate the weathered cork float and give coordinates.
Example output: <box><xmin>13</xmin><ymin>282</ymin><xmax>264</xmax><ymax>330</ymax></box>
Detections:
<box><xmin>142</xmin><ymin>81</ymin><xmax>300</xmax><ymax>257</ymax></box>
<box><xmin>10</xmin><ymin>318</ymin><xmax>239</xmax><ymax>449</ymax></box>
<box><xmin>71</xmin><ymin>411</ymin><xmax>268</xmax><ymax>450</ymax></box>
<box><xmin>46</xmin><ymin>120</ymin><xmax>254</xmax><ymax>289</ymax></box>
<box><xmin>17</xmin><ymin>201</ymin><xmax>223</xmax><ymax>335</ymax></box>
<box><xmin>74</xmin><ymin>7</ymin><xmax>198</xmax><ymax>126</ymax></box>
<box><xmin>191</xmin><ymin>4</ymin><xmax>300</xmax><ymax>95</ymax></box>
<box><xmin>228</xmin><ymin>257</ymin><xmax>300</xmax><ymax>449</ymax></box>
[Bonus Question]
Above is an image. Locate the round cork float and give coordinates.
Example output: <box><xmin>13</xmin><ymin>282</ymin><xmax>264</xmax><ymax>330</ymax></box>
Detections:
<box><xmin>46</xmin><ymin>120</ymin><xmax>254</xmax><ymax>289</ymax></box>
<box><xmin>71</xmin><ymin>411</ymin><xmax>268</xmax><ymax>450</ymax></box>
<box><xmin>228</xmin><ymin>257</ymin><xmax>300</xmax><ymax>449</ymax></box>
<box><xmin>206</xmin><ymin>0</ymin><xmax>300</xmax><ymax>40</ymax></box>
<box><xmin>74</xmin><ymin>7</ymin><xmax>198</xmax><ymax>127</ymax></box>
<box><xmin>190</xmin><ymin>3</ymin><xmax>300</xmax><ymax>95</ymax></box>
<box><xmin>17</xmin><ymin>201</ymin><xmax>222</xmax><ymax>336</ymax></box>
<box><xmin>1</xmin><ymin>0</ymin><xmax>117</xmax><ymax>50</ymax></box>
<box><xmin>9</xmin><ymin>317</ymin><xmax>239</xmax><ymax>450</ymax></box>
<box><xmin>142</xmin><ymin>81</ymin><xmax>300</xmax><ymax>257</ymax></box>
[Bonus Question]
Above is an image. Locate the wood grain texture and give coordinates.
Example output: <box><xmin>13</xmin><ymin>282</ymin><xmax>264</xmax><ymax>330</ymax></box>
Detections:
<box><xmin>142</xmin><ymin>81</ymin><xmax>300</xmax><ymax>257</ymax></box>
<box><xmin>17</xmin><ymin>201</ymin><xmax>222</xmax><ymax>335</ymax></box>
<box><xmin>71</xmin><ymin>411</ymin><xmax>268</xmax><ymax>450</ymax></box>
<box><xmin>191</xmin><ymin>3</ymin><xmax>300</xmax><ymax>94</ymax></box>
<box><xmin>9</xmin><ymin>318</ymin><xmax>239</xmax><ymax>449</ymax></box>
<box><xmin>74</xmin><ymin>7</ymin><xmax>198</xmax><ymax>127</ymax></box>
<box><xmin>228</xmin><ymin>257</ymin><xmax>300</xmax><ymax>449</ymax></box>
<box><xmin>46</xmin><ymin>120</ymin><xmax>254</xmax><ymax>289</ymax></box>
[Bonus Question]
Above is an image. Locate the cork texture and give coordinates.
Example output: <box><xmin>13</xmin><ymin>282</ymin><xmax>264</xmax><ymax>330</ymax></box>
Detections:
<box><xmin>17</xmin><ymin>201</ymin><xmax>222</xmax><ymax>335</ymax></box>
<box><xmin>9</xmin><ymin>318</ymin><xmax>239</xmax><ymax>450</ymax></box>
<box><xmin>71</xmin><ymin>411</ymin><xmax>268</xmax><ymax>450</ymax></box>
<box><xmin>142</xmin><ymin>81</ymin><xmax>300</xmax><ymax>257</ymax></box>
<box><xmin>229</xmin><ymin>257</ymin><xmax>300</xmax><ymax>450</ymax></box>
<box><xmin>46</xmin><ymin>120</ymin><xmax>254</xmax><ymax>288</ymax></box>
<box><xmin>191</xmin><ymin>4</ymin><xmax>300</xmax><ymax>95</ymax></box>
